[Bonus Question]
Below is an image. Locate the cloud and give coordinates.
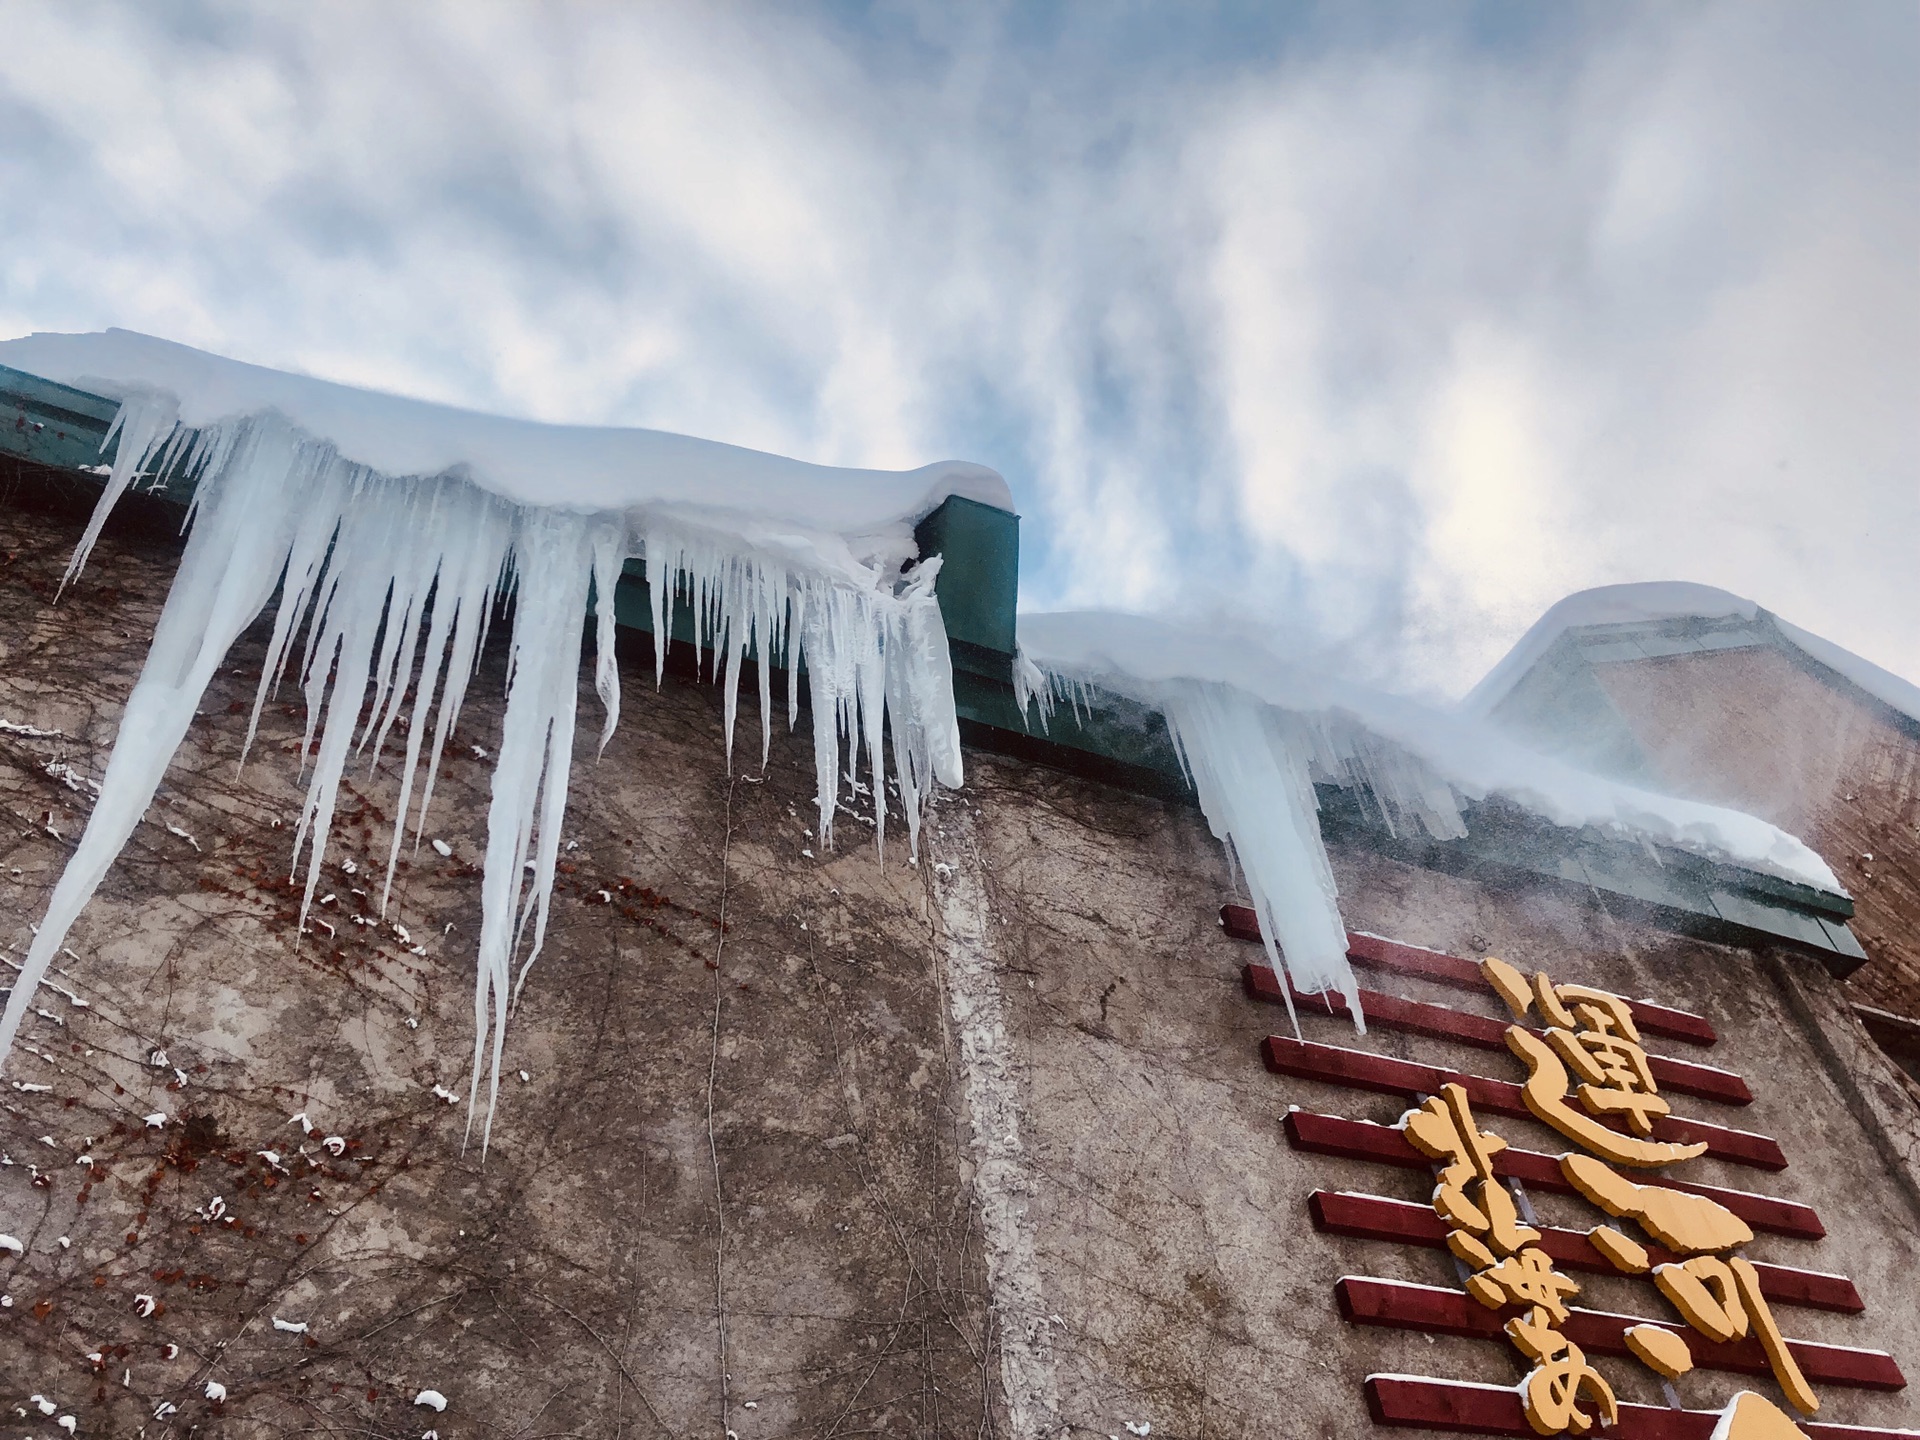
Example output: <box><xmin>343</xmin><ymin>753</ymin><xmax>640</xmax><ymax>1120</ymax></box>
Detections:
<box><xmin>0</xmin><ymin>0</ymin><xmax>1912</xmax><ymax>696</ymax></box>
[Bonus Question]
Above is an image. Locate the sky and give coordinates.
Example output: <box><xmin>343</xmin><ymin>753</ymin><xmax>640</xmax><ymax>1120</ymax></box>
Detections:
<box><xmin>1</xmin><ymin>1</ymin><xmax>1913</xmax><ymax>698</ymax></box>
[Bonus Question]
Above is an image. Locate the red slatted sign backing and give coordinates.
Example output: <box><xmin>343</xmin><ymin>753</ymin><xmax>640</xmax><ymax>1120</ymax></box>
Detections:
<box><xmin>1218</xmin><ymin>908</ymin><xmax>1911</xmax><ymax>1434</ymax></box>
<box><xmin>1221</xmin><ymin>907</ymin><xmax>1720</xmax><ymax>1044</ymax></box>
<box><xmin>1282</xmin><ymin>1109</ymin><xmax>1824</xmax><ymax>1239</ymax></box>
<box><xmin>1243</xmin><ymin>963</ymin><xmax>1752</xmax><ymax>1104</ymax></box>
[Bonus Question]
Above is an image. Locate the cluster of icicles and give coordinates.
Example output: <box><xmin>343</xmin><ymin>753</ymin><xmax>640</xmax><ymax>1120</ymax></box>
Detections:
<box><xmin>0</xmin><ymin>397</ymin><xmax>962</xmax><ymax>1146</ymax></box>
<box><xmin>1017</xmin><ymin>663</ymin><xmax>1474</xmax><ymax>1033</ymax></box>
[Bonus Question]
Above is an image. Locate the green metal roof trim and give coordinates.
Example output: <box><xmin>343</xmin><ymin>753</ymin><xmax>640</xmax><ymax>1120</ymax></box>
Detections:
<box><xmin>2</xmin><ymin>361</ymin><xmax>202</xmax><ymax>504</ymax></box>
<box><xmin>3</xmin><ymin>361</ymin><xmax>120</xmax><ymax>472</ymax></box>
<box><xmin>0</xmin><ymin>364</ymin><xmax>1865</xmax><ymax>974</ymax></box>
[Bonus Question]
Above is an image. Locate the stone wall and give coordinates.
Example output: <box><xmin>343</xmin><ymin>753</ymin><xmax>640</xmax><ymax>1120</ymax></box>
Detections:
<box><xmin>0</xmin><ymin>498</ymin><xmax>989</xmax><ymax>1437</ymax></box>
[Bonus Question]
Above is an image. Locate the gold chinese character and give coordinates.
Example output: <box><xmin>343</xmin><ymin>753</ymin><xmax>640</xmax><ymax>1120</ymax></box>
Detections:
<box><xmin>1507</xmin><ymin>1304</ymin><xmax>1619</xmax><ymax>1436</ymax></box>
<box><xmin>1505</xmin><ymin>1027</ymin><xmax>1706</xmax><ymax>1167</ymax></box>
<box><xmin>1483</xmin><ymin>957</ymin><xmax>1706</xmax><ymax>1167</ymax></box>
<box><xmin>1486</xmin><ymin>958</ymin><xmax>1667</xmax><ymax>1132</ymax></box>
<box><xmin>1560</xmin><ymin>1152</ymin><xmax>1751</xmax><ymax>1254</ymax></box>
<box><xmin>1557</xmin><ymin>1146</ymin><xmax>1812</xmax><ymax>1414</ymax></box>
<box><xmin>1622</xmin><ymin>1323</ymin><xmax>1693</xmax><ymax>1379</ymax></box>
<box><xmin>1402</xmin><ymin>1083</ymin><xmax>1540</xmax><ymax>1256</ymax></box>
<box><xmin>1653</xmin><ymin>1256</ymin><xmax>1817</xmax><ymax>1416</ymax></box>
<box><xmin>1712</xmin><ymin>1392</ymin><xmax>1815</xmax><ymax>1438</ymax></box>
<box><xmin>1588</xmin><ymin>1224</ymin><xmax>1652</xmax><ymax>1274</ymax></box>
<box><xmin>1467</xmin><ymin>1245</ymin><xmax>1581</xmax><ymax>1324</ymax></box>
<box><xmin>1406</xmin><ymin>1086</ymin><xmax>1624</xmax><ymax>1435</ymax></box>
<box><xmin>1481</xmin><ymin>958</ymin><xmax>1819</xmax><ymax>1421</ymax></box>
<box><xmin>1548</xmin><ymin>997</ymin><xmax>1668</xmax><ymax>1136</ymax></box>
<box><xmin>1655</xmin><ymin>1255</ymin><xmax>1745</xmax><ymax>1340</ymax></box>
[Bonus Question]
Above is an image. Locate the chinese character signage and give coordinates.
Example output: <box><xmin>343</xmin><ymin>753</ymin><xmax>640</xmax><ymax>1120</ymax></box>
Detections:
<box><xmin>1232</xmin><ymin>915</ymin><xmax>1911</xmax><ymax>1440</ymax></box>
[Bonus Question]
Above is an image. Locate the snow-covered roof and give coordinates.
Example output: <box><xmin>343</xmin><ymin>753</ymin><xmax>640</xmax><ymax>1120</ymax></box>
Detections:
<box><xmin>0</xmin><ymin>329</ymin><xmax>1012</xmax><ymax>533</ymax></box>
<box><xmin>1466</xmin><ymin>581</ymin><xmax>1920</xmax><ymax>729</ymax></box>
<box><xmin>1020</xmin><ymin>608</ymin><xmax>1841</xmax><ymax>895</ymax></box>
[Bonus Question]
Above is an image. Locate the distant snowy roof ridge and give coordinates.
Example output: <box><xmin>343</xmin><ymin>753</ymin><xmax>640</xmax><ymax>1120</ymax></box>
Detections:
<box><xmin>1019</xmin><ymin>610</ymin><xmax>1841</xmax><ymax>917</ymax></box>
<box><xmin>1465</xmin><ymin>581</ymin><xmax>1920</xmax><ymax>728</ymax></box>
<box><xmin>0</xmin><ymin>329</ymin><xmax>1012</xmax><ymax>540</ymax></box>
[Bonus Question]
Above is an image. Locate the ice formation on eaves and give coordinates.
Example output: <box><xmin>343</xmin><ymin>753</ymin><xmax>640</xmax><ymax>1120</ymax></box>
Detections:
<box><xmin>1016</xmin><ymin>610</ymin><xmax>1846</xmax><ymax>1021</ymax></box>
<box><xmin>0</xmin><ymin>333</ymin><xmax>984</xmax><ymax>1147</ymax></box>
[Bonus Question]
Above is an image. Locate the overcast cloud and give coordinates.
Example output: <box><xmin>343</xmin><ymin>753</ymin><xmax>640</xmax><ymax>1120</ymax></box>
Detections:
<box><xmin>1</xmin><ymin>1</ymin><xmax>1913</xmax><ymax>695</ymax></box>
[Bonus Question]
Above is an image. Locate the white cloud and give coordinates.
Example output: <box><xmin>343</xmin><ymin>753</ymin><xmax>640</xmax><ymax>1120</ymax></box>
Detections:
<box><xmin>0</xmin><ymin>1</ymin><xmax>1911</xmax><ymax>695</ymax></box>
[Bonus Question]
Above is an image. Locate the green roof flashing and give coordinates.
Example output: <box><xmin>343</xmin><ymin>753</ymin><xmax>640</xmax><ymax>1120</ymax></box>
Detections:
<box><xmin>913</xmin><ymin>494</ymin><xmax>1019</xmax><ymax>683</ymax></box>
<box><xmin>2</xmin><ymin>361</ymin><xmax>120</xmax><ymax>474</ymax></box>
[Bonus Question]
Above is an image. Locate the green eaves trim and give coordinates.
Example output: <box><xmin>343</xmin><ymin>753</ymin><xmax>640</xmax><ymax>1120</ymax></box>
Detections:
<box><xmin>2</xmin><ymin>361</ymin><xmax>120</xmax><ymax>474</ymax></box>
<box><xmin>956</xmin><ymin>666</ymin><xmax>1863</xmax><ymax>973</ymax></box>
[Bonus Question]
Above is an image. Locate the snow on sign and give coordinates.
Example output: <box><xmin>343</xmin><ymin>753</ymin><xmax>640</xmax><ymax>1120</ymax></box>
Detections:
<box><xmin>0</xmin><ymin>329</ymin><xmax>1000</xmax><ymax>1147</ymax></box>
<box><xmin>1224</xmin><ymin>914</ymin><xmax>1912</xmax><ymax>1440</ymax></box>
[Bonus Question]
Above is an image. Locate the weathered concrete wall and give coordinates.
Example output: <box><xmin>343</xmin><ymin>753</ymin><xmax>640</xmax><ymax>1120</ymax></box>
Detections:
<box><xmin>0</xmin><ymin>501</ymin><xmax>991</xmax><ymax>1437</ymax></box>
<box><xmin>945</xmin><ymin>753</ymin><xmax>1920</xmax><ymax>1435</ymax></box>
<box><xmin>3</xmin><ymin>497</ymin><xmax>1918</xmax><ymax>1438</ymax></box>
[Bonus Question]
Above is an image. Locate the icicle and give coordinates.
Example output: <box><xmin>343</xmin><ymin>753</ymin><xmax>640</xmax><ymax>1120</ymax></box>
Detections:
<box><xmin>1012</xmin><ymin>642</ymin><xmax>1053</xmax><ymax>733</ymax></box>
<box><xmin>1</xmin><ymin>399</ymin><xmax>967</xmax><ymax>1145</ymax></box>
<box><xmin>1</xmin><ymin>415</ymin><xmax>315</xmax><ymax>1069</ymax></box>
<box><xmin>884</xmin><ymin>558</ymin><xmax>960</xmax><ymax>859</ymax></box>
<box><xmin>60</xmin><ymin>388</ymin><xmax>181</xmax><ymax>591</ymax></box>
<box><xmin>636</xmin><ymin>519</ymin><xmax>959</xmax><ymax>853</ymax></box>
<box><xmin>485</xmin><ymin>509</ymin><xmax>595</xmax><ymax>1149</ymax></box>
<box><xmin>589</xmin><ymin>523</ymin><xmax>624</xmax><ymax>758</ymax></box>
<box><xmin>1157</xmin><ymin>682</ymin><xmax>1361</xmax><ymax>1027</ymax></box>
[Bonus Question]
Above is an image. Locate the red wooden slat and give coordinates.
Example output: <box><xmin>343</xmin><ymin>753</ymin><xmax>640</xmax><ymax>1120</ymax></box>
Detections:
<box><xmin>1281</xmin><ymin>1110</ymin><xmax>1825</xmax><ymax>1239</ymax></box>
<box><xmin>1365</xmin><ymin>1376</ymin><xmax>1919</xmax><ymax>1439</ymax></box>
<box><xmin>1337</xmin><ymin>1277</ymin><xmax>1905</xmax><ymax>1391</ymax></box>
<box><xmin>1221</xmin><ymin>906</ymin><xmax>1718</xmax><ymax>1046</ymax></box>
<box><xmin>1243</xmin><ymin>964</ymin><xmax>1752</xmax><ymax>1105</ymax></box>
<box><xmin>1263</xmin><ymin>1036</ymin><xmax>1786</xmax><ymax>1169</ymax></box>
<box><xmin>1308</xmin><ymin>1190</ymin><xmax>1863</xmax><ymax>1313</ymax></box>
<box><xmin>1367</xmin><ymin>1375</ymin><xmax>1695</xmax><ymax>1438</ymax></box>
<box><xmin>1347</xmin><ymin>932</ymin><xmax>1719</xmax><ymax>1047</ymax></box>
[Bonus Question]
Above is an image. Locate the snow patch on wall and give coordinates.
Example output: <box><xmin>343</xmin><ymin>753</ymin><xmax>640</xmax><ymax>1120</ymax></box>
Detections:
<box><xmin>0</xmin><ymin>341</ymin><xmax>987</xmax><ymax>1145</ymax></box>
<box><xmin>932</xmin><ymin>809</ymin><xmax>1061</xmax><ymax>1434</ymax></box>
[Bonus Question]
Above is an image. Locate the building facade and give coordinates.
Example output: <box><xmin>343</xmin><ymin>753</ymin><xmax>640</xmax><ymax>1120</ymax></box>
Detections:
<box><xmin>1</xmin><ymin>367</ymin><xmax>1916</xmax><ymax>1437</ymax></box>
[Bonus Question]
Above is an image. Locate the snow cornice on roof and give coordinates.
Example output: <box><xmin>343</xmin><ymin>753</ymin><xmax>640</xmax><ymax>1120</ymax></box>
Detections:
<box><xmin>0</xmin><ymin>329</ymin><xmax>1013</xmax><ymax>535</ymax></box>
<box><xmin>1002</xmin><ymin>609</ymin><xmax>1867</xmax><ymax>1010</ymax></box>
<box><xmin>0</xmin><ymin>343</ymin><xmax>1873</xmax><ymax>1031</ymax></box>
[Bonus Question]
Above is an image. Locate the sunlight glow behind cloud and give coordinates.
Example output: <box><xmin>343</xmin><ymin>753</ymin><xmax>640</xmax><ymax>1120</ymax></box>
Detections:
<box><xmin>1</xmin><ymin>1</ymin><xmax>1912</xmax><ymax>696</ymax></box>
